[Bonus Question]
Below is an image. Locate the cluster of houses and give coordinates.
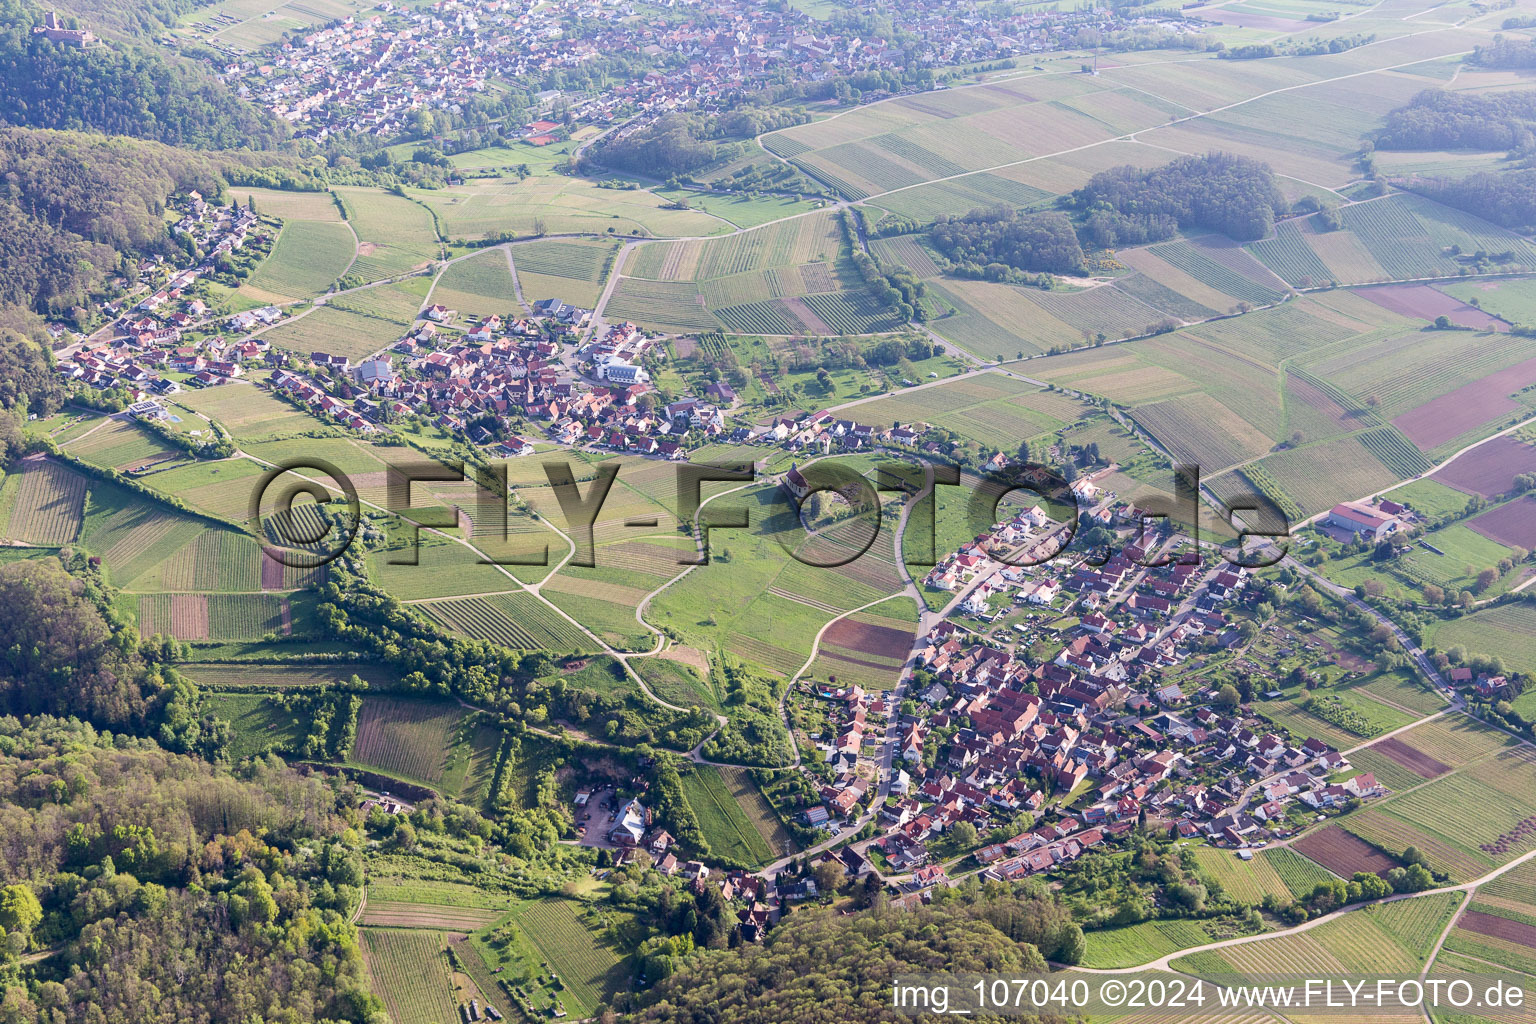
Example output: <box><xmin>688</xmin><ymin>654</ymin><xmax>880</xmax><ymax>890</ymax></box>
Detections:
<box><xmin>857</xmin><ymin>641</ymin><xmax>1389</xmax><ymax>886</ymax></box>
<box><xmin>216</xmin><ymin>0</ymin><xmax>1210</xmax><ymax>150</ymax></box>
<box><xmin>1448</xmin><ymin>665</ymin><xmax>1514</xmax><ymax>700</ymax></box>
<box><xmin>576</xmin><ymin>788</ymin><xmax>776</xmax><ymax>940</ymax></box>
<box><xmin>270</xmin><ymin>364</ymin><xmax>383</xmax><ymax>433</ymax></box>
<box><xmin>58</xmin><ymin>195</ymin><xmax>281</xmax><ymax>399</ymax></box>
<box><xmin>61</xmin><ymin>317</ymin><xmax>281</xmax><ymax>398</ymax></box>
<box><xmin>293</xmin><ymin>311</ymin><xmax>741</xmax><ymax>450</ymax></box>
<box><xmin>780</xmin><ymin>481</ymin><xmax>1403</xmax><ymax>891</ymax></box>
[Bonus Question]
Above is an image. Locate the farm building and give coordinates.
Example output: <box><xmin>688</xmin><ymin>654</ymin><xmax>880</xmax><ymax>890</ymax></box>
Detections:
<box><xmin>1326</xmin><ymin>501</ymin><xmax>1403</xmax><ymax>541</ymax></box>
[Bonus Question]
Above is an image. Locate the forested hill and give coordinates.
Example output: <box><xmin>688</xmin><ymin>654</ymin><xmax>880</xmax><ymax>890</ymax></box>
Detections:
<box><xmin>0</xmin><ymin>557</ymin><xmax>383</xmax><ymax>1021</ymax></box>
<box><xmin>0</xmin><ymin>0</ymin><xmax>287</xmax><ymax>149</ymax></box>
<box><xmin>0</xmin><ymin>126</ymin><xmax>222</xmax><ymax>315</ymax></box>
<box><xmin>1072</xmin><ymin>153</ymin><xmax>1286</xmax><ymax>245</ymax></box>
<box><xmin>0</xmin><ymin>716</ymin><xmax>383</xmax><ymax>1024</ymax></box>
<box><xmin>628</xmin><ymin>885</ymin><xmax>1081</xmax><ymax>1023</ymax></box>
<box><xmin>1471</xmin><ymin>34</ymin><xmax>1536</xmax><ymax>69</ymax></box>
<box><xmin>1407</xmin><ymin>168</ymin><xmax>1536</xmax><ymax>230</ymax></box>
<box><xmin>929</xmin><ymin>209</ymin><xmax>1087</xmax><ymax>277</ymax></box>
<box><xmin>1377</xmin><ymin>89</ymin><xmax>1536</xmax><ymax>151</ymax></box>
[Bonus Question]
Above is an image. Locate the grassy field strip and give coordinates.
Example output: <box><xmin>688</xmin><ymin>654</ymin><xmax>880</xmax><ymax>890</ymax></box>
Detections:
<box><xmin>680</xmin><ymin>765</ymin><xmax>776</xmax><ymax>865</ymax></box>
<box><xmin>515</xmin><ymin>900</ymin><xmax>623</xmax><ymax>1019</ymax></box>
<box><xmin>360</xmin><ymin>928</ymin><xmax>461</xmax><ymax>1024</ymax></box>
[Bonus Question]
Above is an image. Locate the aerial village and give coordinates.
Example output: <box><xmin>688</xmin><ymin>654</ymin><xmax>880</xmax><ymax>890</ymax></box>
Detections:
<box><xmin>203</xmin><ymin>0</ymin><xmax>1209</xmax><ymax>143</ymax></box>
<box><xmin>788</xmin><ymin>484</ymin><xmax>1415</xmax><ymax>897</ymax></box>
<box><xmin>54</xmin><ymin>213</ymin><xmax>1508</xmax><ymax>914</ymax></box>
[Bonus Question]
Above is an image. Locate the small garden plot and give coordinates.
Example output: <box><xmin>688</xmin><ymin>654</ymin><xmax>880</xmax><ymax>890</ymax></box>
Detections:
<box><xmin>680</xmin><ymin>764</ymin><xmax>776</xmax><ymax>865</ymax></box>
<box><xmin>1430</xmin><ymin>602</ymin><xmax>1536</xmax><ymax>670</ymax></box>
<box><xmin>604</xmin><ymin>278</ymin><xmax>717</xmax><ymax>332</ymax></box>
<box><xmin>244</xmin><ymin>219</ymin><xmax>355</xmax><ymax>301</ymax></box>
<box><xmin>1247</xmin><ymin>218</ymin><xmax>1333</xmax><ymax>287</ymax></box>
<box><xmin>64</xmin><ymin>418</ymin><xmax>183</xmax><ymax>472</ymax></box>
<box><xmin>4</xmin><ymin>459</ymin><xmax>85</xmax><ymax>545</ymax></box>
<box><xmin>360</xmin><ymin>929</ymin><xmax>460</xmax><ymax>1024</ymax></box>
<box><xmin>1293</xmin><ymin>824</ymin><xmax>1398</xmax><ymax>878</ymax></box>
<box><xmin>513</xmin><ymin>239</ymin><xmax>617</xmax><ymax>281</ymax></box>
<box><xmin>1080</xmin><ymin>919</ymin><xmax>1216</xmax><ymax>970</ymax></box>
<box><xmin>350</xmin><ymin>697</ymin><xmax>466</xmax><ymax>786</ymax></box>
<box><xmin>183</xmin><ymin>662</ymin><xmax>398</xmax><ymax>689</ymax></box>
<box><xmin>422</xmin><ymin>592</ymin><xmax>594</xmax><ymax>653</ymax></box>
<box><xmin>431</xmin><ymin>249</ymin><xmax>519</xmax><ymax>317</ymax></box>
